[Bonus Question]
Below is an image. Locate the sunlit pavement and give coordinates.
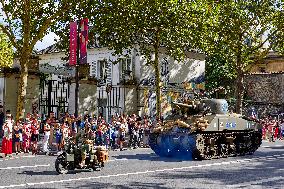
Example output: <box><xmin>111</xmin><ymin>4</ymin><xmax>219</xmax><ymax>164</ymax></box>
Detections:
<box><xmin>0</xmin><ymin>140</ymin><xmax>284</xmax><ymax>189</ymax></box>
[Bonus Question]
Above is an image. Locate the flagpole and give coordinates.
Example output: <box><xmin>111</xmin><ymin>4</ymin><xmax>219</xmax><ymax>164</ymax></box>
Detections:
<box><xmin>75</xmin><ymin>19</ymin><xmax>80</xmax><ymax>118</ymax></box>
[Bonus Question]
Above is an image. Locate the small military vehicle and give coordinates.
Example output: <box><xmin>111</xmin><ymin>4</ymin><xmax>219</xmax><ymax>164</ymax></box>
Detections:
<box><xmin>149</xmin><ymin>99</ymin><xmax>262</xmax><ymax>160</ymax></box>
<box><xmin>55</xmin><ymin>138</ymin><xmax>108</xmax><ymax>174</ymax></box>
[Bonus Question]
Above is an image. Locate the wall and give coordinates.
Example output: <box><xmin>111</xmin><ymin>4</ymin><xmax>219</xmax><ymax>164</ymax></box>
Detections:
<box><xmin>3</xmin><ymin>74</ymin><xmax>40</xmax><ymax>118</ymax></box>
<box><xmin>245</xmin><ymin>73</ymin><xmax>284</xmax><ymax>104</ymax></box>
<box><xmin>123</xmin><ymin>85</ymin><xmax>138</xmax><ymax>115</ymax></box>
<box><xmin>139</xmin><ymin>50</ymin><xmax>206</xmax><ymax>84</ymax></box>
<box><xmin>69</xmin><ymin>81</ymin><xmax>97</xmax><ymax>116</ymax></box>
<box><xmin>244</xmin><ymin>73</ymin><xmax>284</xmax><ymax>117</ymax></box>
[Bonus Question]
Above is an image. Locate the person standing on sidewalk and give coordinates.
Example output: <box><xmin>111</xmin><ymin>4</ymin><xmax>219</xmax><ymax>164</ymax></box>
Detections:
<box><xmin>0</xmin><ymin>105</ymin><xmax>4</xmax><ymax>138</ymax></box>
<box><xmin>13</xmin><ymin>121</ymin><xmax>22</xmax><ymax>155</ymax></box>
<box><xmin>22</xmin><ymin>118</ymin><xmax>31</xmax><ymax>153</ymax></box>
<box><xmin>42</xmin><ymin>120</ymin><xmax>51</xmax><ymax>154</ymax></box>
<box><xmin>2</xmin><ymin>112</ymin><xmax>13</xmax><ymax>157</ymax></box>
<box><xmin>30</xmin><ymin>119</ymin><xmax>40</xmax><ymax>155</ymax></box>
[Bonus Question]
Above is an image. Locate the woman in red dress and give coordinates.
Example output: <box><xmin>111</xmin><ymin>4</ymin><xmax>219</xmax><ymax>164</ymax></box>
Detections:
<box><xmin>2</xmin><ymin>114</ymin><xmax>13</xmax><ymax>156</ymax></box>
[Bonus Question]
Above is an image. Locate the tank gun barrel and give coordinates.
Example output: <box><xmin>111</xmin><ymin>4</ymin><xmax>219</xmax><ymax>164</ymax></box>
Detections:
<box><xmin>172</xmin><ymin>102</ymin><xmax>196</xmax><ymax>109</ymax></box>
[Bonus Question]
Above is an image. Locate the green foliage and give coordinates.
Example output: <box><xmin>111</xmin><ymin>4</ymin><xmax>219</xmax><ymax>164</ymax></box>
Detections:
<box><xmin>272</xmin><ymin>2</ymin><xmax>284</xmax><ymax>54</ymax></box>
<box><xmin>92</xmin><ymin>0</ymin><xmax>197</xmax><ymax>62</ymax></box>
<box><xmin>205</xmin><ymin>54</ymin><xmax>236</xmax><ymax>95</ymax></box>
<box><xmin>199</xmin><ymin>0</ymin><xmax>283</xmax><ymax>113</ymax></box>
<box><xmin>201</xmin><ymin>0</ymin><xmax>280</xmax><ymax>70</ymax></box>
<box><xmin>0</xmin><ymin>31</ymin><xmax>13</xmax><ymax>68</ymax></box>
<box><xmin>0</xmin><ymin>0</ymin><xmax>81</xmax><ymax>120</ymax></box>
<box><xmin>0</xmin><ymin>0</ymin><xmax>79</xmax><ymax>55</ymax></box>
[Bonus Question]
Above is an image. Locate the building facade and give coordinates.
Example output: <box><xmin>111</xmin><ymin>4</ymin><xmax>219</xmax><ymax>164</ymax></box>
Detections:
<box><xmin>0</xmin><ymin>45</ymin><xmax>205</xmax><ymax>120</ymax></box>
<box><xmin>38</xmin><ymin>46</ymin><xmax>205</xmax><ymax>120</ymax></box>
<box><xmin>244</xmin><ymin>51</ymin><xmax>284</xmax><ymax>118</ymax></box>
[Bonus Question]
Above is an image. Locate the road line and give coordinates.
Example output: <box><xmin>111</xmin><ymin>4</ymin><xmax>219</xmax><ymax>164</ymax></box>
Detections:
<box><xmin>0</xmin><ymin>159</ymin><xmax>248</xmax><ymax>188</ymax></box>
<box><xmin>0</xmin><ymin>154</ymin><xmax>282</xmax><ymax>188</ymax></box>
<box><xmin>0</xmin><ymin>164</ymin><xmax>50</xmax><ymax>170</ymax></box>
<box><xmin>108</xmin><ymin>158</ymin><xmax>128</xmax><ymax>162</ymax></box>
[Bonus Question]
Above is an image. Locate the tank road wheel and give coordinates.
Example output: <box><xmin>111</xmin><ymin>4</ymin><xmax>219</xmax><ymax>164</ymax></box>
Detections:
<box><xmin>219</xmin><ymin>143</ymin><xmax>229</xmax><ymax>158</ymax></box>
<box><xmin>235</xmin><ymin>133</ymin><xmax>246</xmax><ymax>156</ymax></box>
<box><xmin>195</xmin><ymin>135</ymin><xmax>205</xmax><ymax>160</ymax></box>
<box><xmin>55</xmin><ymin>153</ymin><xmax>68</xmax><ymax>174</ymax></box>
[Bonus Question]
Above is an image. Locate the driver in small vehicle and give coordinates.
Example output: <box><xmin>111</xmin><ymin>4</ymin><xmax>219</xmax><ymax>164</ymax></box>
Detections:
<box><xmin>76</xmin><ymin>122</ymin><xmax>94</xmax><ymax>168</ymax></box>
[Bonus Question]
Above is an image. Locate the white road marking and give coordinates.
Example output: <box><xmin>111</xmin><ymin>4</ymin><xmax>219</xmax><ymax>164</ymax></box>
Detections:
<box><xmin>0</xmin><ymin>159</ymin><xmax>254</xmax><ymax>188</ymax></box>
<box><xmin>262</xmin><ymin>146</ymin><xmax>270</xmax><ymax>148</ymax></box>
<box><xmin>108</xmin><ymin>158</ymin><xmax>128</xmax><ymax>162</ymax></box>
<box><xmin>0</xmin><ymin>154</ymin><xmax>283</xmax><ymax>188</ymax></box>
<box><xmin>21</xmin><ymin>155</ymin><xmax>35</xmax><ymax>158</ymax></box>
<box><xmin>0</xmin><ymin>164</ymin><xmax>50</xmax><ymax>170</ymax></box>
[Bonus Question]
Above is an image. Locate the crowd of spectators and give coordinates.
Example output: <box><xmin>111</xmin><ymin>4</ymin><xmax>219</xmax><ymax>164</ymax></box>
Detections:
<box><xmin>0</xmin><ymin>108</ymin><xmax>153</xmax><ymax>157</ymax></box>
<box><xmin>257</xmin><ymin>117</ymin><xmax>284</xmax><ymax>142</ymax></box>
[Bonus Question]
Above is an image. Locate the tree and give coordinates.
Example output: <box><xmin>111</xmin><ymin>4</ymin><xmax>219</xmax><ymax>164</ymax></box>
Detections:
<box><xmin>0</xmin><ymin>30</ymin><xmax>13</xmax><ymax>68</ymax></box>
<box><xmin>205</xmin><ymin>54</ymin><xmax>236</xmax><ymax>98</ymax></box>
<box><xmin>0</xmin><ymin>1</ymin><xmax>80</xmax><ymax>120</ymax></box>
<box><xmin>87</xmin><ymin>0</ymin><xmax>204</xmax><ymax>118</ymax></box>
<box><xmin>199</xmin><ymin>0</ymin><xmax>282</xmax><ymax>114</ymax></box>
<box><xmin>272</xmin><ymin>1</ymin><xmax>284</xmax><ymax>54</ymax></box>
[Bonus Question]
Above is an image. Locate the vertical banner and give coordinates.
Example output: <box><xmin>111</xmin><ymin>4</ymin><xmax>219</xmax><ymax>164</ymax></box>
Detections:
<box><xmin>80</xmin><ymin>18</ymin><xmax>88</xmax><ymax>64</ymax></box>
<box><xmin>69</xmin><ymin>21</ymin><xmax>77</xmax><ymax>66</ymax></box>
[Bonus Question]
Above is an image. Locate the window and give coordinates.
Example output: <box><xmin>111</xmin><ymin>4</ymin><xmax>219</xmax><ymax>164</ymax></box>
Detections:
<box><xmin>119</xmin><ymin>58</ymin><xmax>132</xmax><ymax>81</ymax></box>
<box><xmin>98</xmin><ymin>59</ymin><xmax>107</xmax><ymax>82</ymax></box>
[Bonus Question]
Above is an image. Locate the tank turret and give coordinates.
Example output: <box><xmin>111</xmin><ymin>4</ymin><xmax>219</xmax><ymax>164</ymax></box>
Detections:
<box><xmin>149</xmin><ymin>99</ymin><xmax>262</xmax><ymax>160</ymax></box>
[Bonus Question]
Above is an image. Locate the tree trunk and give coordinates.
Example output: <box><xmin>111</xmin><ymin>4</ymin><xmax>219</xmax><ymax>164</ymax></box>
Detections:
<box><xmin>153</xmin><ymin>30</ymin><xmax>161</xmax><ymax>120</ymax></box>
<box><xmin>235</xmin><ymin>69</ymin><xmax>244</xmax><ymax>114</ymax></box>
<box><xmin>16</xmin><ymin>59</ymin><xmax>29</xmax><ymax>121</ymax></box>
<box><xmin>153</xmin><ymin>54</ymin><xmax>161</xmax><ymax>120</ymax></box>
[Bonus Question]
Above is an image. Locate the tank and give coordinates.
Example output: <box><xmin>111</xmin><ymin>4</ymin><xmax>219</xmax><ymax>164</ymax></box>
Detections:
<box><xmin>149</xmin><ymin>99</ymin><xmax>262</xmax><ymax>160</ymax></box>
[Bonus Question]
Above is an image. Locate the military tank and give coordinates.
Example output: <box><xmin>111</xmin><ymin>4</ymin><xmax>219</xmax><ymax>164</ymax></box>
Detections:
<box><xmin>149</xmin><ymin>99</ymin><xmax>262</xmax><ymax>160</ymax></box>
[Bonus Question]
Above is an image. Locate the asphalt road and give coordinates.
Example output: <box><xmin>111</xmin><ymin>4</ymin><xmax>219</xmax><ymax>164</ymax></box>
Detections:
<box><xmin>0</xmin><ymin>140</ymin><xmax>284</xmax><ymax>189</ymax></box>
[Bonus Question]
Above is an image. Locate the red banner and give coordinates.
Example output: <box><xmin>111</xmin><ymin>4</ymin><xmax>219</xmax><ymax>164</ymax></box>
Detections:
<box><xmin>69</xmin><ymin>22</ymin><xmax>77</xmax><ymax>66</ymax></box>
<box><xmin>80</xmin><ymin>18</ymin><xmax>88</xmax><ymax>64</ymax></box>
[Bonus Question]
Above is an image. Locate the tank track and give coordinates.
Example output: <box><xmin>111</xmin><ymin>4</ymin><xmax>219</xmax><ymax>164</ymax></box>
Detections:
<box><xmin>194</xmin><ymin>130</ymin><xmax>262</xmax><ymax>160</ymax></box>
<box><xmin>149</xmin><ymin>130</ymin><xmax>262</xmax><ymax>160</ymax></box>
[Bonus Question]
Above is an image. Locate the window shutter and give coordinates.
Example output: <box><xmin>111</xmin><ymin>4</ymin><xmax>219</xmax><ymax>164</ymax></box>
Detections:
<box><xmin>131</xmin><ymin>52</ymin><xmax>136</xmax><ymax>78</ymax></box>
<box><xmin>106</xmin><ymin>61</ymin><xmax>112</xmax><ymax>85</ymax></box>
<box><xmin>91</xmin><ymin>60</ymin><xmax>98</xmax><ymax>78</ymax></box>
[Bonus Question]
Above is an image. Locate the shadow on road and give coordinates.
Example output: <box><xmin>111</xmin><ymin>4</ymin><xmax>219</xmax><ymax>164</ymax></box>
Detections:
<box><xmin>17</xmin><ymin>169</ymin><xmax>97</xmax><ymax>176</ymax></box>
<box><xmin>62</xmin><ymin>181</ymin><xmax>173</xmax><ymax>189</ymax></box>
<box><xmin>152</xmin><ymin>149</ymin><xmax>284</xmax><ymax>188</ymax></box>
<box><xmin>112</xmin><ymin>153</ymin><xmax>191</xmax><ymax>162</ymax></box>
<box><xmin>18</xmin><ymin>170</ymin><xmax>58</xmax><ymax>176</ymax></box>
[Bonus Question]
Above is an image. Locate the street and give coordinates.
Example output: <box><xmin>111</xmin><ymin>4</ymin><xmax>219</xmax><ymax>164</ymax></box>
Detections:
<box><xmin>0</xmin><ymin>140</ymin><xmax>284</xmax><ymax>189</ymax></box>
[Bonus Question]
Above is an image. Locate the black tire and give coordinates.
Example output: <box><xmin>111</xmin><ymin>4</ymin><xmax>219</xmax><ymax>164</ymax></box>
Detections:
<box><xmin>55</xmin><ymin>154</ymin><xmax>68</xmax><ymax>174</ymax></box>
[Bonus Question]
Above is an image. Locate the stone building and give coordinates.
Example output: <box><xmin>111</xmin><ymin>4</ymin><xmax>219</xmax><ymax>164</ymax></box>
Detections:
<box><xmin>0</xmin><ymin>45</ymin><xmax>205</xmax><ymax>120</ymax></box>
<box><xmin>37</xmin><ymin>45</ymin><xmax>205</xmax><ymax>120</ymax></box>
<box><xmin>244</xmin><ymin>51</ymin><xmax>284</xmax><ymax>118</ymax></box>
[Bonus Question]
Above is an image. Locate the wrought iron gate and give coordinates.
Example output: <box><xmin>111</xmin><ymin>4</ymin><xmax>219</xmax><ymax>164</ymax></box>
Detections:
<box><xmin>97</xmin><ymin>86</ymin><xmax>125</xmax><ymax>121</ymax></box>
<box><xmin>39</xmin><ymin>79</ymin><xmax>70</xmax><ymax>118</ymax></box>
